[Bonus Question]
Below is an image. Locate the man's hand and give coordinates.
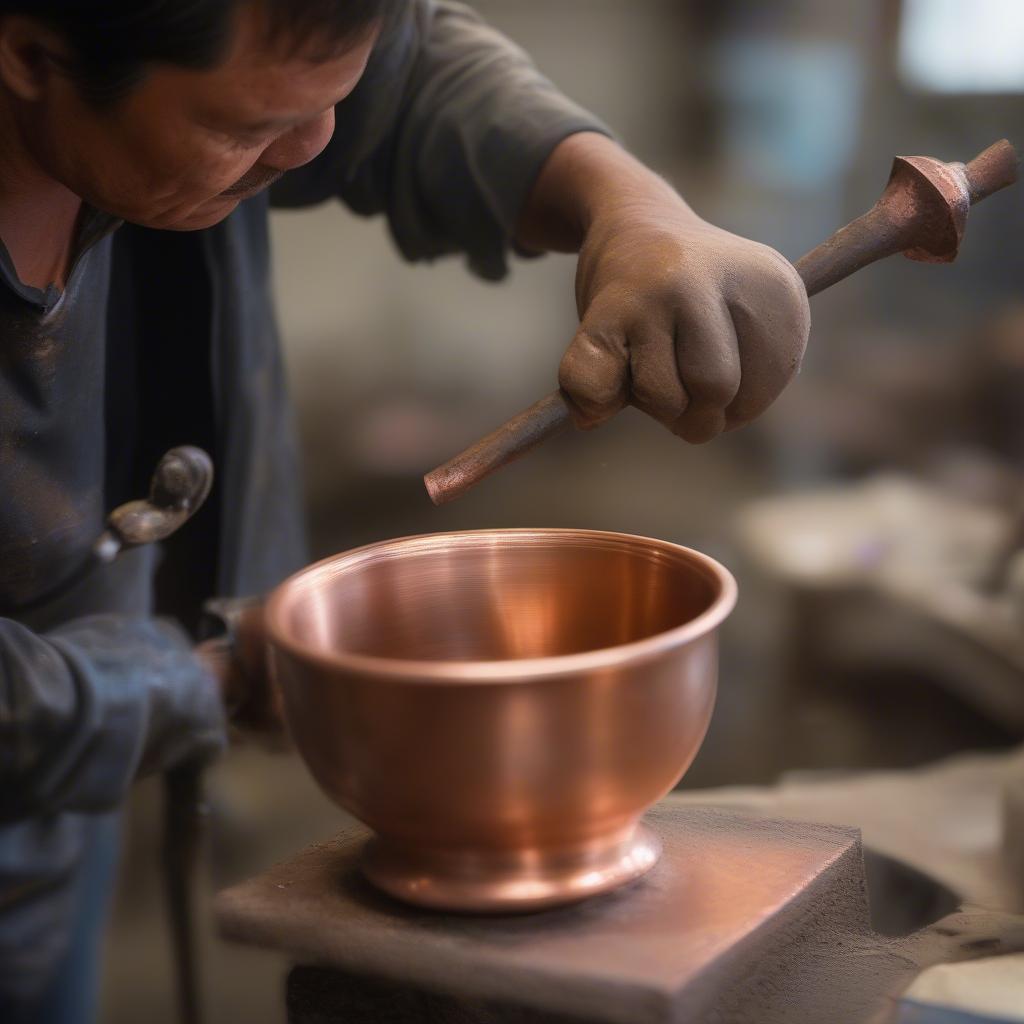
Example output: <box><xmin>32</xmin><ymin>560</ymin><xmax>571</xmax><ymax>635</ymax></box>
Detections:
<box><xmin>517</xmin><ymin>133</ymin><xmax>811</xmax><ymax>443</ymax></box>
<box><xmin>195</xmin><ymin>602</ymin><xmax>284</xmax><ymax>739</ymax></box>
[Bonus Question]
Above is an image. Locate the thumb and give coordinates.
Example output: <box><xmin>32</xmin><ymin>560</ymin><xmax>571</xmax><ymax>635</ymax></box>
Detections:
<box><xmin>558</xmin><ymin>324</ymin><xmax>629</xmax><ymax>429</ymax></box>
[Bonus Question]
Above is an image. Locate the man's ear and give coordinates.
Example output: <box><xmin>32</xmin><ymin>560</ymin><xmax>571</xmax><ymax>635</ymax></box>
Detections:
<box><xmin>0</xmin><ymin>16</ymin><xmax>72</xmax><ymax>102</ymax></box>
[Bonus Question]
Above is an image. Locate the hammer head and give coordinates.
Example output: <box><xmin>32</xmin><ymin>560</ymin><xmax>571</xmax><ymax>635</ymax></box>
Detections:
<box><xmin>887</xmin><ymin>139</ymin><xmax>1018</xmax><ymax>264</ymax></box>
<box><xmin>887</xmin><ymin>155</ymin><xmax>970</xmax><ymax>264</ymax></box>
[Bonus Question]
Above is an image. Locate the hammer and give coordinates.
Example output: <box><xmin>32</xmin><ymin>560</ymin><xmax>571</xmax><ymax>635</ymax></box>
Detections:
<box><xmin>424</xmin><ymin>139</ymin><xmax>1020</xmax><ymax>506</ymax></box>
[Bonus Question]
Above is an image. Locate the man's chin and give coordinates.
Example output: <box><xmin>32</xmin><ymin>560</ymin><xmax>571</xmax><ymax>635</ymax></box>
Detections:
<box><xmin>110</xmin><ymin>194</ymin><xmax>243</xmax><ymax>232</ymax></box>
<box><xmin>155</xmin><ymin>195</ymin><xmax>244</xmax><ymax>231</ymax></box>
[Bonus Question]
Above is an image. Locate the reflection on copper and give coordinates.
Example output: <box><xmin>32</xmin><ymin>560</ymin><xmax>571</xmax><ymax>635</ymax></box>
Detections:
<box><xmin>264</xmin><ymin>529</ymin><xmax>736</xmax><ymax>912</ymax></box>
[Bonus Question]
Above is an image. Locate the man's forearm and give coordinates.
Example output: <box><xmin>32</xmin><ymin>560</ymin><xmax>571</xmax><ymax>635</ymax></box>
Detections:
<box><xmin>515</xmin><ymin>132</ymin><xmax>697</xmax><ymax>254</ymax></box>
<box><xmin>0</xmin><ymin>615</ymin><xmax>224</xmax><ymax>819</ymax></box>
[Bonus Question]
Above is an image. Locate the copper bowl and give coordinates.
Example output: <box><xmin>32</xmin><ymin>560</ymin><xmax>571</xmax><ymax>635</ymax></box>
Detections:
<box><xmin>265</xmin><ymin>529</ymin><xmax>736</xmax><ymax>912</ymax></box>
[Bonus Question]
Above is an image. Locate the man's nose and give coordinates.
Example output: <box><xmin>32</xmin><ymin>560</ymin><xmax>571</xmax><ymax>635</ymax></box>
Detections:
<box><xmin>261</xmin><ymin>108</ymin><xmax>336</xmax><ymax>172</ymax></box>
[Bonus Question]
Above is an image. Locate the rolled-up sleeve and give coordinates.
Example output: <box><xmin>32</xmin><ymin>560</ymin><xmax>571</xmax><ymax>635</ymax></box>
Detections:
<box><xmin>271</xmin><ymin>0</ymin><xmax>610</xmax><ymax>279</ymax></box>
<box><xmin>0</xmin><ymin>614</ymin><xmax>225</xmax><ymax>823</ymax></box>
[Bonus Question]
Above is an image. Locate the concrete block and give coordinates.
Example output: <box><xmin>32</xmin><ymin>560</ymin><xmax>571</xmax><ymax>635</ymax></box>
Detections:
<box><xmin>217</xmin><ymin>803</ymin><xmax>897</xmax><ymax>1023</ymax></box>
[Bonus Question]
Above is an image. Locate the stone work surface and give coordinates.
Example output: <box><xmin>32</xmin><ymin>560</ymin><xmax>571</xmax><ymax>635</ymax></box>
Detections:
<box><xmin>672</xmin><ymin>749</ymin><xmax>1024</xmax><ymax>1024</ymax></box>
<box><xmin>217</xmin><ymin>751</ymin><xmax>1024</xmax><ymax>1023</ymax></box>
<box><xmin>285</xmin><ymin>967</ymin><xmax>587</xmax><ymax>1024</ymax></box>
<box><xmin>219</xmin><ymin>805</ymin><xmax>893</xmax><ymax>1023</ymax></box>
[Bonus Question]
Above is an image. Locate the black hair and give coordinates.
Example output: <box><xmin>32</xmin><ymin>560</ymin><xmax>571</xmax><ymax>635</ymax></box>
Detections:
<box><xmin>0</xmin><ymin>0</ymin><xmax>399</xmax><ymax>104</ymax></box>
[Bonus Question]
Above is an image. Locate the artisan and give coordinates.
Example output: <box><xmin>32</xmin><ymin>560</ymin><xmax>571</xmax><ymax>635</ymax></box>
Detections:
<box><xmin>0</xmin><ymin>1</ymin><xmax>810</xmax><ymax>1021</ymax></box>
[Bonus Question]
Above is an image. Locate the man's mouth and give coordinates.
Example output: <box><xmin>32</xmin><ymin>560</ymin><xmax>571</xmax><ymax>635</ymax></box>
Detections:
<box><xmin>219</xmin><ymin>165</ymin><xmax>284</xmax><ymax>198</ymax></box>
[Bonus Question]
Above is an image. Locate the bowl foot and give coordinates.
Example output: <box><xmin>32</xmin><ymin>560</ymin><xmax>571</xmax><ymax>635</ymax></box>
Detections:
<box><xmin>360</xmin><ymin>822</ymin><xmax>661</xmax><ymax>913</ymax></box>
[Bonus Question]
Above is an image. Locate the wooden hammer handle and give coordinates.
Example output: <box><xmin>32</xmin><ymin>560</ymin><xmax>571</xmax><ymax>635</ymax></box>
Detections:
<box><xmin>424</xmin><ymin>140</ymin><xmax>1019</xmax><ymax>506</ymax></box>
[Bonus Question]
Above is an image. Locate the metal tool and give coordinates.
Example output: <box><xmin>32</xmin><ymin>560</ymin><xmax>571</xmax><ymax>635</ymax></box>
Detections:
<box><xmin>424</xmin><ymin>139</ymin><xmax>1020</xmax><ymax>505</ymax></box>
<box><xmin>96</xmin><ymin>446</ymin><xmax>215</xmax><ymax>1024</ymax></box>
<box><xmin>122</xmin><ymin>447</ymin><xmax>215</xmax><ymax>1024</ymax></box>
<box><xmin>163</xmin><ymin>763</ymin><xmax>208</xmax><ymax>1024</ymax></box>
<box><xmin>17</xmin><ymin>445</ymin><xmax>214</xmax><ymax>612</ymax></box>
<box><xmin>95</xmin><ymin>445</ymin><xmax>214</xmax><ymax>560</ymax></box>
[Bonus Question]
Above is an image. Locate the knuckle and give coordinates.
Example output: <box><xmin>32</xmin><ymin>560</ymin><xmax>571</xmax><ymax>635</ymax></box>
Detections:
<box><xmin>631</xmin><ymin>387</ymin><xmax>686</xmax><ymax>427</ymax></box>
<box><xmin>675</xmin><ymin>328</ymin><xmax>742</xmax><ymax>407</ymax></box>
<box><xmin>726</xmin><ymin>377</ymin><xmax>776</xmax><ymax>424</ymax></box>
<box><xmin>631</xmin><ymin>382</ymin><xmax>681</xmax><ymax>416</ymax></box>
<box><xmin>561</xmin><ymin>378</ymin><xmax>623</xmax><ymax>414</ymax></box>
<box><xmin>588</xmin><ymin>283</ymin><xmax>646</xmax><ymax>326</ymax></box>
<box><xmin>770</xmin><ymin>264</ymin><xmax>811</xmax><ymax>326</ymax></box>
<box><xmin>701</xmin><ymin>373</ymin><xmax>741</xmax><ymax>407</ymax></box>
<box><xmin>682</xmin><ymin>362</ymin><xmax>741</xmax><ymax>407</ymax></box>
<box><xmin>650</xmin><ymin>267</ymin><xmax>692</xmax><ymax>308</ymax></box>
<box><xmin>730</xmin><ymin>302</ymin><xmax>808</xmax><ymax>375</ymax></box>
<box><xmin>672</xmin><ymin>409</ymin><xmax>726</xmax><ymax>444</ymax></box>
<box><xmin>736</xmin><ymin>244</ymin><xmax>811</xmax><ymax>326</ymax></box>
<box><xmin>628</xmin><ymin>343</ymin><xmax>688</xmax><ymax>424</ymax></box>
<box><xmin>559</xmin><ymin>337</ymin><xmax>626</xmax><ymax>414</ymax></box>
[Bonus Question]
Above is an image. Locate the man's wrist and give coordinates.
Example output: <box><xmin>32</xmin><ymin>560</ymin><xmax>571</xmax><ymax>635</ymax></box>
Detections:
<box><xmin>516</xmin><ymin>132</ymin><xmax>696</xmax><ymax>254</ymax></box>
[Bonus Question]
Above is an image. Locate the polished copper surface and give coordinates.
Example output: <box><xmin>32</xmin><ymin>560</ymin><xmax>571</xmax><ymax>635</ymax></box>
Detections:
<box><xmin>265</xmin><ymin>529</ymin><xmax>736</xmax><ymax>911</ymax></box>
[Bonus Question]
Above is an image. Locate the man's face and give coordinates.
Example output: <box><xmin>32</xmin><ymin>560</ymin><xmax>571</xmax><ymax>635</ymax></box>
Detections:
<box><xmin>23</xmin><ymin>7</ymin><xmax>376</xmax><ymax>230</ymax></box>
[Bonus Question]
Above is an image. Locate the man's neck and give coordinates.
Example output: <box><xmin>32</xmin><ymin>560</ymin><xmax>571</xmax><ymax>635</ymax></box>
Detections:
<box><xmin>0</xmin><ymin>93</ymin><xmax>82</xmax><ymax>292</ymax></box>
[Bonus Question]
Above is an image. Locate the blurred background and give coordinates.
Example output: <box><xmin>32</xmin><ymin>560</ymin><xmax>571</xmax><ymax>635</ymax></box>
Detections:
<box><xmin>102</xmin><ymin>0</ymin><xmax>1024</xmax><ymax>1019</ymax></box>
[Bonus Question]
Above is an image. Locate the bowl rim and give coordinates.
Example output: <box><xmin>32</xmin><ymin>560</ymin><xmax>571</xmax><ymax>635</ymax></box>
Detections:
<box><xmin>264</xmin><ymin>528</ymin><xmax>737</xmax><ymax>683</ymax></box>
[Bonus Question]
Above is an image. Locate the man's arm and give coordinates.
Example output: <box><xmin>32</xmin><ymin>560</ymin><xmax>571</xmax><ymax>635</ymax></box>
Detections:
<box><xmin>272</xmin><ymin>0</ymin><xmax>610</xmax><ymax>280</ymax></box>
<box><xmin>273</xmin><ymin>0</ymin><xmax>810</xmax><ymax>441</ymax></box>
<box><xmin>0</xmin><ymin>614</ymin><xmax>224</xmax><ymax>821</ymax></box>
<box><xmin>516</xmin><ymin>132</ymin><xmax>810</xmax><ymax>442</ymax></box>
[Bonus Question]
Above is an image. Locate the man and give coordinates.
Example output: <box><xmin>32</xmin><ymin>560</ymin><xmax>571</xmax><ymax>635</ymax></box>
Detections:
<box><xmin>0</xmin><ymin>0</ymin><xmax>810</xmax><ymax>1020</ymax></box>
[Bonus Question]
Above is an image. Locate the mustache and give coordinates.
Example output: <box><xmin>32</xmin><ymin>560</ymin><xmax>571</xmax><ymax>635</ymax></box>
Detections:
<box><xmin>219</xmin><ymin>165</ymin><xmax>284</xmax><ymax>198</ymax></box>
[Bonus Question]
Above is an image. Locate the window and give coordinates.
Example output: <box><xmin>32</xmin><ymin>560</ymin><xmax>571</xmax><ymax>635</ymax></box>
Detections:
<box><xmin>900</xmin><ymin>0</ymin><xmax>1024</xmax><ymax>93</ymax></box>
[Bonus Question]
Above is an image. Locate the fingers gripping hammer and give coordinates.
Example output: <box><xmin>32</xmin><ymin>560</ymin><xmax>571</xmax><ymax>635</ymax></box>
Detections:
<box><xmin>423</xmin><ymin>139</ymin><xmax>1020</xmax><ymax>506</ymax></box>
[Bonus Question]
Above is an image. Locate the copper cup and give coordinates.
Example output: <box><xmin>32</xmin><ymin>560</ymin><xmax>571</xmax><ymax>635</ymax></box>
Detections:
<box><xmin>265</xmin><ymin>529</ymin><xmax>736</xmax><ymax>912</ymax></box>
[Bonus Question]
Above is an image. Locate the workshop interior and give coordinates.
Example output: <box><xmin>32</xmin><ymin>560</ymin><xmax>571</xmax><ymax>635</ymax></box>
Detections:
<box><xmin>17</xmin><ymin>0</ymin><xmax>1023</xmax><ymax>1021</ymax></box>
